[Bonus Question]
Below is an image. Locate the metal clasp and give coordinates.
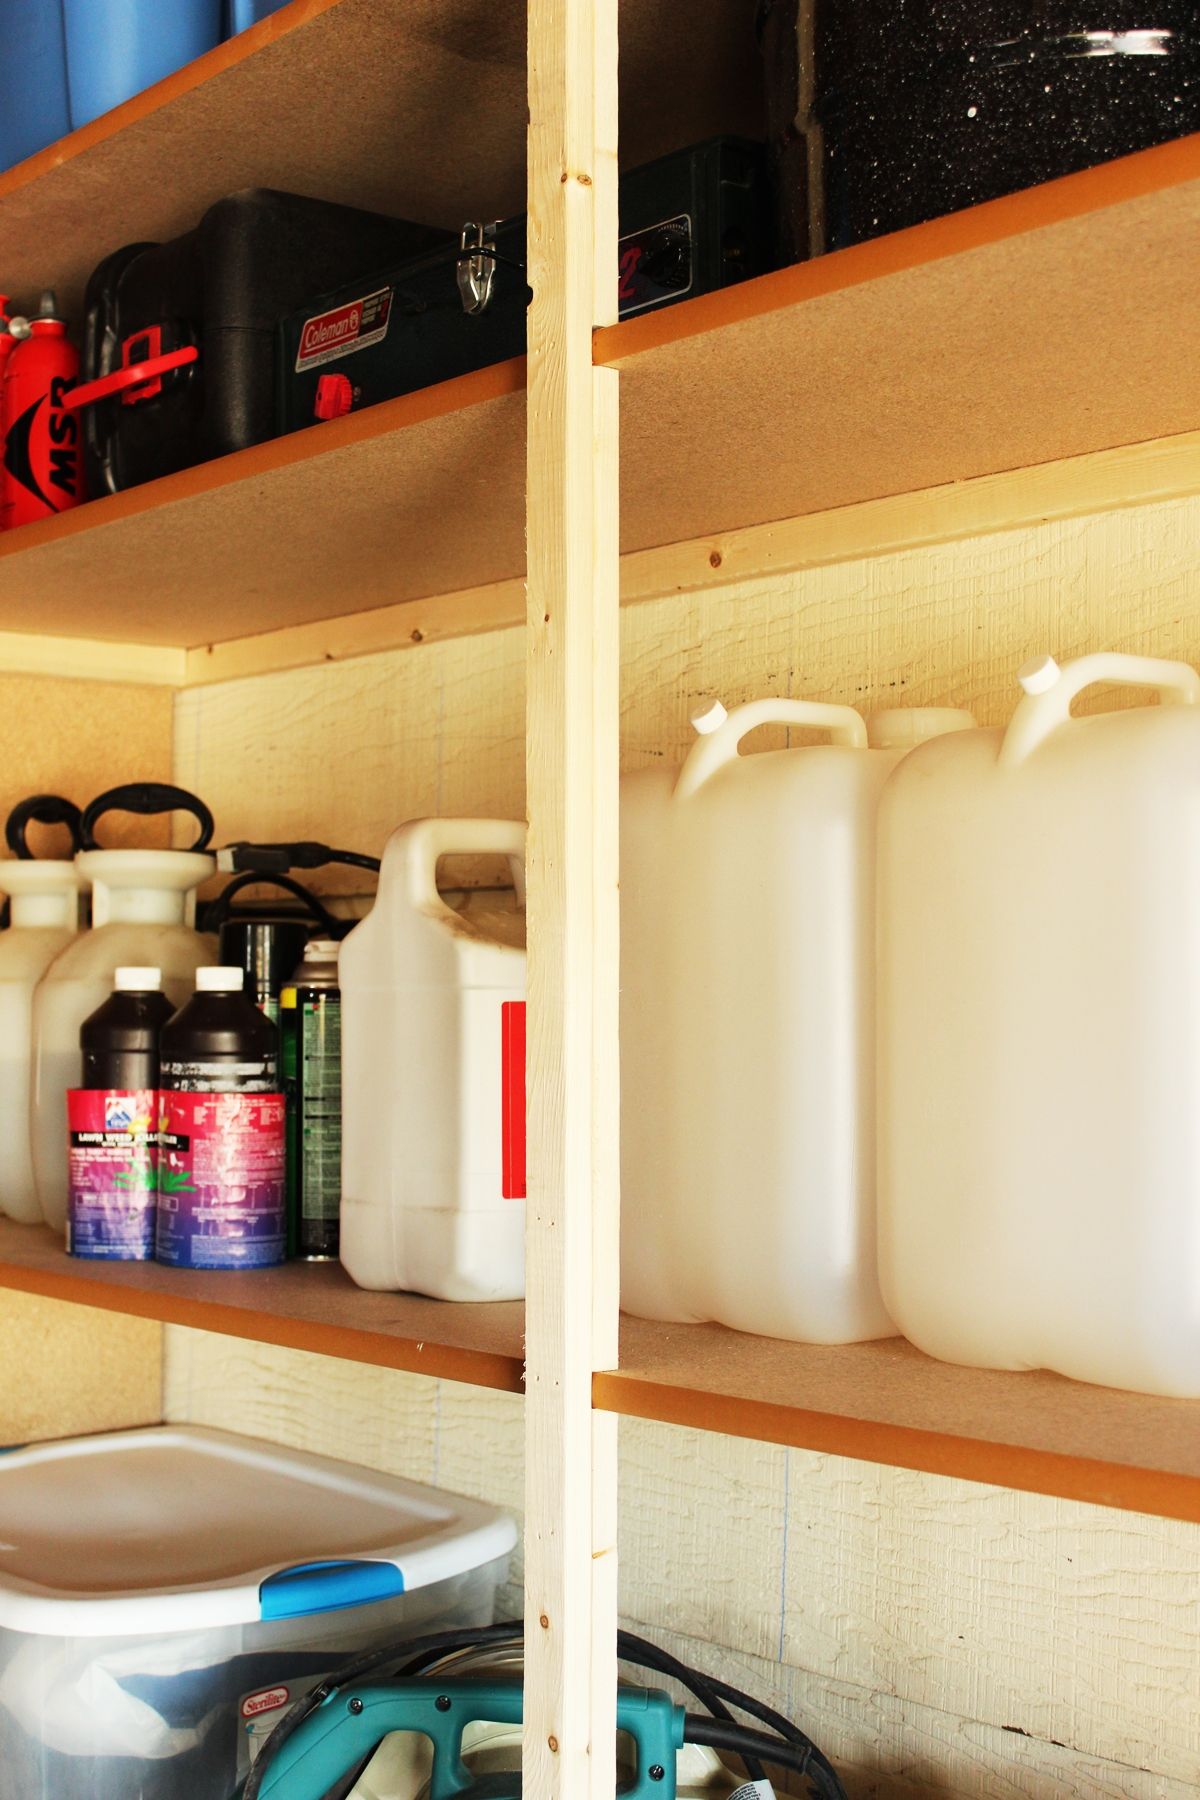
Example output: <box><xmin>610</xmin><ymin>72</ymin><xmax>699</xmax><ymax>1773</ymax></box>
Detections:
<box><xmin>457</xmin><ymin>221</ymin><xmax>500</xmax><ymax>315</ymax></box>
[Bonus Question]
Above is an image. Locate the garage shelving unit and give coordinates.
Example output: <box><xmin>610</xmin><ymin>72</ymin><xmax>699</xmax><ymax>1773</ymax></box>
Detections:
<box><xmin>4</xmin><ymin>1</ymin><xmax>1200</xmax><ymax>1793</ymax></box>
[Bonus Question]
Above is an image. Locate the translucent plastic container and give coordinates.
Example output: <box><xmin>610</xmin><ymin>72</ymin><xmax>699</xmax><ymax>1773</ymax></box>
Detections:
<box><xmin>0</xmin><ymin>861</ymin><xmax>82</xmax><ymax>1224</ymax></box>
<box><xmin>0</xmin><ymin>0</ymin><xmax>70</xmax><ymax>172</ymax></box>
<box><xmin>339</xmin><ymin>819</ymin><xmax>526</xmax><ymax>1302</ymax></box>
<box><xmin>0</xmin><ymin>1425</ymin><xmax>516</xmax><ymax>1800</ymax></box>
<box><xmin>620</xmin><ymin>696</ymin><xmax>974</xmax><ymax>1343</ymax></box>
<box><xmin>878</xmin><ymin>651</ymin><xmax>1200</xmax><ymax>1397</ymax></box>
<box><xmin>30</xmin><ymin>849</ymin><xmax>215</xmax><ymax>1229</ymax></box>
<box><xmin>63</xmin><ymin>0</ymin><xmax>223</xmax><ymax>128</ymax></box>
<box><xmin>226</xmin><ymin>0</ymin><xmax>291</xmax><ymax>31</ymax></box>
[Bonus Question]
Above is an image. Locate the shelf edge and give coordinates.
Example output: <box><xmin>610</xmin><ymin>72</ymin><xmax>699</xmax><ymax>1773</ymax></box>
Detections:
<box><xmin>593</xmin><ymin>1372</ymin><xmax>1200</xmax><ymax>1525</ymax></box>
<box><xmin>0</xmin><ymin>1258</ymin><xmax>527</xmax><ymax>1395</ymax></box>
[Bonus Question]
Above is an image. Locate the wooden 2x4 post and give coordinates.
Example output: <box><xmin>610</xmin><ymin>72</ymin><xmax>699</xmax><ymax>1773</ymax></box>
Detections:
<box><xmin>524</xmin><ymin>1</ymin><xmax>621</xmax><ymax>1799</ymax></box>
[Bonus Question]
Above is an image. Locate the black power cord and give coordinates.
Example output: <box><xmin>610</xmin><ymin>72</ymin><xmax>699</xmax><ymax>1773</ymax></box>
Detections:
<box><xmin>241</xmin><ymin>1621</ymin><xmax>847</xmax><ymax>1800</ymax></box>
<box><xmin>218</xmin><ymin>840</ymin><xmax>381</xmax><ymax>878</ymax></box>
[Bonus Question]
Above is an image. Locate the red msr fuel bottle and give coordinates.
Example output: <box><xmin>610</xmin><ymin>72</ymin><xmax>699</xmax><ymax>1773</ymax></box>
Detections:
<box><xmin>0</xmin><ymin>290</ymin><xmax>83</xmax><ymax>530</ymax></box>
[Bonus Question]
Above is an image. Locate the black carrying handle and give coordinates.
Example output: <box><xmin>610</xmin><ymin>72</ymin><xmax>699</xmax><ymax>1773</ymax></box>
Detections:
<box><xmin>206</xmin><ymin>871</ymin><xmax>340</xmax><ymax>933</ymax></box>
<box><xmin>5</xmin><ymin>794</ymin><xmax>84</xmax><ymax>860</ymax></box>
<box><xmin>81</xmin><ymin>782</ymin><xmax>214</xmax><ymax>851</ymax></box>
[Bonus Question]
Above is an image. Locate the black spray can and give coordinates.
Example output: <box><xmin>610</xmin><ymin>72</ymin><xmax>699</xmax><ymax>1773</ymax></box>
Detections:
<box><xmin>281</xmin><ymin>938</ymin><xmax>342</xmax><ymax>1262</ymax></box>
<box><xmin>157</xmin><ymin>966</ymin><xmax>285</xmax><ymax>1269</ymax></box>
<box><xmin>218</xmin><ymin>916</ymin><xmax>310</xmax><ymax>1028</ymax></box>
<box><xmin>68</xmin><ymin>966</ymin><xmax>172</xmax><ymax>1262</ymax></box>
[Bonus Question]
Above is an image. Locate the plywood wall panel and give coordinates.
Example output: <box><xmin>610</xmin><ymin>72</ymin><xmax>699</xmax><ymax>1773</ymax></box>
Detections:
<box><xmin>0</xmin><ymin>1294</ymin><xmax>161</xmax><ymax>1443</ymax></box>
<box><xmin>0</xmin><ymin>673</ymin><xmax>174</xmax><ymax>849</ymax></box>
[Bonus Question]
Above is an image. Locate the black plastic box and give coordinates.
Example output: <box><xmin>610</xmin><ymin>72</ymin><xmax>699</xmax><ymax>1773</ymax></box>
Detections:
<box><xmin>276</xmin><ymin>141</ymin><xmax>770</xmax><ymax>436</ymax></box>
<box><xmin>77</xmin><ymin>189</ymin><xmax>450</xmax><ymax>495</ymax></box>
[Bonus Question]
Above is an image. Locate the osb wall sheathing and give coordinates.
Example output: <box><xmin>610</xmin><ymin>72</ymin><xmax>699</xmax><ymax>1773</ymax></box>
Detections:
<box><xmin>0</xmin><ymin>672</ymin><xmax>172</xmax><ymax>1436</ymax></box>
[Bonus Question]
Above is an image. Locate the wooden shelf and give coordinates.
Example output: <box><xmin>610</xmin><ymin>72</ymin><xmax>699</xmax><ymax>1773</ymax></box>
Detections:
<box><xmin>601</xmin><ymin>1321</ymin><xmax>1200</xmax><ymax>1526</ymax></box>
<box><xmin>0</xmin><ymin>362</ymin><xmax>527</xmax><ymax>646</ymax></box>
<box><xmin>8</xmin><ymin>1210</ymin><xmax>1200</xmax><ymax>1522</ymax></box>
<box><xmin>0</xmin><ymin>1220</ymin><xmax>525</xmax><ymax>1392</ymax></box>
<box><xmin>0</xmin><ymin>0</ymin><xmax>761</xmax><ymax>326</ymax></box>
<box><xmin>604</xmin><ymin>134</ymin><xmax>1200</xmax><ymax>556</ymax></box>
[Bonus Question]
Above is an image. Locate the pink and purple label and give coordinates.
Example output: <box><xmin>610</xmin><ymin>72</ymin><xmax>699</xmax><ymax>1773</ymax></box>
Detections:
<box><xmin>155</xmin><ymin>1091</ymin><xmax>286</xmax><ymax>1269</ymax></box>
<box><xmin>67</xmin><ymin>1089</ymin><xmax>158</xmax><ymax>1261</ymax></box>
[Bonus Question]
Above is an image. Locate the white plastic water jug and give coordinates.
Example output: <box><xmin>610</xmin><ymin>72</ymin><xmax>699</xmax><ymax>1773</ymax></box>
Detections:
<box><xmin>620</xmin><ymin>695</ymin><xmax>975</xmax><ymax>1343</ymax></box>
<box><xmin>339</xmin><ymin>818</ymin><xmax>526</xmax><ymax>1302</ymax></box>
<box><xmin>0</xmin><ymin>861</ymin><xmax>83</xmax><ymax>1224</ymax></box>
<box><xmin>877</xmin><ymin>650</ymin><xmax>1200</xmax><ymax>1398</ymax></box>
<box><xmin>31</xmin><ymin>849</ymin><xmax>215</xmax><ymax>1230</ymax></box>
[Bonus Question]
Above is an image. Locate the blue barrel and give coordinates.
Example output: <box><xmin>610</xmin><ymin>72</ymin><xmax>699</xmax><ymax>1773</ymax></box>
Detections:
<box><xmin>226</xmin><ymin>0</ymin><xmax>291</xmax><ymax>33</ymax></box>
<box><xmin>64</xmin><ymin>0</ymin><xmax>223</xmax><ymax>129</ymax></box>
<box><xmin>0</xmin><ymin>0</ymin><xmax>70</xmax><ymax>172</ymax></box>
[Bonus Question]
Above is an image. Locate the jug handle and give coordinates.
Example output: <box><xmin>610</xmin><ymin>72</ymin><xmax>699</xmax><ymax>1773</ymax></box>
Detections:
<box><xmin>999</xmin><ymin>652</ymin><xmax>1200</xmax><ymax>767</ymax></box>
<box><xmin>399</xmin><ymin>818</ymin><xmax>527</xmax><ymax>915</ymax></box>
<box><xmin>674</xmin><ymin>696</ymin><xmax>868</xmax><ymax>801</ymax></box>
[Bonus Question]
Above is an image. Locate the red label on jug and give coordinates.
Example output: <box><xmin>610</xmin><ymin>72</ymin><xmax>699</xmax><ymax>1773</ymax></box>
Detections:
<box><xmin>156</xmin><ymin>1091</ymin><xmax>286</xmax><ymax>1269</ymax></box>
<box><xmin>295</xmin><ymin>286</ymin><xmax>392</xmax><ymax>372</ymax></box>
<box><xmin>67</xmin><ymin>1089</ymin><xmax>158</xmax><ymax>1261</ymax></box>
<box><xmin>502</xmin><ymin>1001</ymin><xmax>526</xmax><ymax>1200</ymax></box>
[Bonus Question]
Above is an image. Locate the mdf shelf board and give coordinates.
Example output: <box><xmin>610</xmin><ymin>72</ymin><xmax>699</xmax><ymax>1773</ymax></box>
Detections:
<box><xmin>0</xmin><ymin>364</ymin><xmax>527</xmax><ymax>647</ymax></box>
<box><xmin>0</xmin><ymin>0</ymin><xmax>759</xmax><ymax>326</ymax></box>
<box><xmin>601</xmin><ymin>1322</ymin><xmax>1200</xmax><ymax>1525</ymax></box>
<box><xmin>0</xmin><ymin>1221</ymin><xmax>525</xmax><ymax>1392</ymax></box>
<box><xmin>599</xmin><ymin>134</ymin><xmax>1200</xmax><ymax>555</ymax></box>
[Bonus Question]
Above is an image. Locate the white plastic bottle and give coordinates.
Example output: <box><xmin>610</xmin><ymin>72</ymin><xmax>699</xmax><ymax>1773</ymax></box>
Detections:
<box><xmin>31</xmin><ymin>849</ymin><xmax>215</xmax><ymax>1230</ymax></box>
<box><xmin>0</xmin><ymin>861</ymin><xmax>83</xmax><ymax>1224</ymax></box>
<box><xmin>620</xmin><ymin>695</ymin><xmax>974</xmax><ymax>1344</ymax></box>
<box><xmin>339</xmin><ymin>818</ymin><xmax>526</xmax><ymax>1302</ymax></box>
<box><xmin>878</xmin><ymin>651</ymin><xmax>1200</xmax><ymax>1397</ymax></box>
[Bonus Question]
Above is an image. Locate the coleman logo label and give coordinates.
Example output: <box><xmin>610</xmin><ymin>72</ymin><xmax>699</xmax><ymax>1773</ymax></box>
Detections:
<box><xmin>295</xmin><ymin>287</ymin><xmax>393</xmax><ymax>372</ymax></box>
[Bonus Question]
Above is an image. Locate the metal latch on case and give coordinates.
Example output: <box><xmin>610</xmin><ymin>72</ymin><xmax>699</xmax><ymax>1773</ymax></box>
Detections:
<box><xmin>457</xmin><ymin>221</ymin><xmax>500</xmax><ymax>314</ymax></box>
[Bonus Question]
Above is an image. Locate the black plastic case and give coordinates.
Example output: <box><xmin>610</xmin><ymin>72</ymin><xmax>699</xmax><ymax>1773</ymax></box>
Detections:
<box><xmin>276</xmin><ymin>141</ymin><xmax>770</xmax><ymax>436</ymax></box>
<box><xmin>79</xmin><ymin>189</ymin><xmax>449</xmax><ymax>495</ymax></box>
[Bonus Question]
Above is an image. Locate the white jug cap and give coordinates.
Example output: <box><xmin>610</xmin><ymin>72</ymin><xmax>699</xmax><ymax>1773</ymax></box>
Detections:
<box><xmin>690</xmin><ymin>699</ymin><xmax>728</xmax><ymax>735</ymax></box>
<box><xmin>1017</xmin><ymin>654</ymin><xmax>1061</xmax><ymax>696</ymax></box>
<box><xmin>114</xmin><ymin>967</ymin><xmax>162</xmax><ymax>992</ymax></box>
<box><xmin>306</xmin><ymin>939</ymin><xmax>340</xmax><ymax>958</ymax></box>
<box><xmin>196</xmin><ymin>966</ymin><xmax>243</xmax><ymax>992</ymax></box>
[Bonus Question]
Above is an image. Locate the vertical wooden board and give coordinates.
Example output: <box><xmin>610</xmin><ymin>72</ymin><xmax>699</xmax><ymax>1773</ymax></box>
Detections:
<box><xmin>524</xmin><ymin>0</ymin><xmax>620</xmax><ymax>1793</ymax></box>
<box><xmin>0</xmin><ymin>674</ymin><xmax>174</xmax><ymax>847</ymax></box>
<box><xmin>0</xmin><ymin>1293</ymin><xmax>161</xmax><ymax>1443</ymax></box>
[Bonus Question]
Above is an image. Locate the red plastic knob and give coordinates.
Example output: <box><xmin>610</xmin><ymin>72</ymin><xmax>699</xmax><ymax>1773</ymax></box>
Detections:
<box><xmin>314</xmin><ymin>373</ymin><xmax>354</xmax><ymax>421</ymax></box>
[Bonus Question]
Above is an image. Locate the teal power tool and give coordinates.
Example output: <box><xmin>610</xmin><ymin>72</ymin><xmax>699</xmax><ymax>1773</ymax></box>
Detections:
<box><xmin>255</xmin><ymin>1676</ymin><xmax>682</xmax><ymax>1800</ymax></box>
<box><xmin>242</xmin><ymin>1623</ymin><xmax>848</xmax><ymax>1800</ymax></box>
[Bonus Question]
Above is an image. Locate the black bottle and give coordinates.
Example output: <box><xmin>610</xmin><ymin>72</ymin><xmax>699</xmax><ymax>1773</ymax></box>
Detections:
<box><xmin>160</xmin><ymin>966</ymin><xmax>279</xmax><ymax>1093</ymax></box>
<box><xmin>80</xmin><ymin>966</ymin><xmax>173</xmax><ymax>1089</ymax></box>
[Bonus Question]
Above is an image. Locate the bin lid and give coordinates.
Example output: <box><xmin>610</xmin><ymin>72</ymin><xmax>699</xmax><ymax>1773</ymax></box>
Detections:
<box><xmin>0</xmin><ymin>1426</ymin><xmax>516</xmax><ymax>1637</ymax></box>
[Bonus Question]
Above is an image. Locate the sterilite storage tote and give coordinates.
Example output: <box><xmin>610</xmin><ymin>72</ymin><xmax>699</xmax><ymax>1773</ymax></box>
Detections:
<box><xmin>339</xmin><ymin>818</ymin><xmax>526</xmax><ymax>1303</ymax></box>
<box><xmin>227</xmin><ymin>0</ymin><xmax>291</xmax><ymax>32</ymax></box>
<box><xmin>877</xmin><ymin>650</ymin><xmax>1200</xmax><ymax>1398</ymax></box>
<box><xmin>72</xmin><ymin>190</ymin><xmax>449</xmax><ymax>495</ymax></box>
<box><xmin>0</xmin><ymin>1425</ymin><xmax>517</xmax><ymax>1800</ymax></box>
<box><xmin>0</xmin><ymin>0</ymin><xmax>70</xmax><ymax>173</ymax></box>
<box><xmin>620</xmin><ymin>695</ymin><xmax>975</xmax><ymax>1344</ymax></box>
<box><xmin>63</xmin><ymin>0</ymin><xmax>222</xmax><ymax>129</ymax></box>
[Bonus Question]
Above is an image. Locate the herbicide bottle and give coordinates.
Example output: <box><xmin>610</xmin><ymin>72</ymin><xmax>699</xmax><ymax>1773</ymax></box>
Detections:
<box><xmin>30</xmin><ymin>784</ymin><xmax>216</xmax><ymax>1229</ymax></box>
<box><xmin>339</xmin><ymin>818</ymin><xmax>527</xmax><ymax>1302</ymax></box>
<box><xmin>157</xmin><ymin>967</ymin><xmax>285</xmax><ymax>1269</ymax></box>
<box><xmin>0</xmin><ymin>857</ymin><xmax>83</xmax><ymax>1222</ymax></box>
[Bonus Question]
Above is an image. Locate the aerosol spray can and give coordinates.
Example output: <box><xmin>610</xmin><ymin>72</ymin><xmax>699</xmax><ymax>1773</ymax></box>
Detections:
<box><xmin>281</xmin><ymin>938</ymin><xmax>341</xmax><ymax>1260</ymax></box>
<box><xmin>0</xmin><ymin>290</ymin><xmax>83</xmax><ymax>530</ymax></box>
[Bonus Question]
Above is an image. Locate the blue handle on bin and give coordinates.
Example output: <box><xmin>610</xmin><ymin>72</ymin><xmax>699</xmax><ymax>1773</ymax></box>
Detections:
<box><xmin>260</xmin><ymin>1559</ymin><xmax>405</xmax><ymax>1620</ymax></box>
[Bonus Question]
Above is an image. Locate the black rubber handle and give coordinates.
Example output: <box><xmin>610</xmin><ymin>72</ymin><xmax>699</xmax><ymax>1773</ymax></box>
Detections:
<box><xmin>205</xmin><ymin>871</ymin><xmax>339</xmax><ymax>933</ymax></box>
<box><xmin>81</xmin><ymin>782</ymin><xmax>214</xmax><ymax>851</ymax></box>
<box><xmin>5</xmin><ymin>794</ymin><xmax>84</xmax><ymax>860</ymax></box>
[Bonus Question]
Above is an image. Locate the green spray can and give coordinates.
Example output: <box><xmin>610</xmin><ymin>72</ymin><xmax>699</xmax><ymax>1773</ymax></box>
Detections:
<box><xmin>281</xmin><ymin>937</ymin><xmax>342</xmax><ymax>1261</ymax></box>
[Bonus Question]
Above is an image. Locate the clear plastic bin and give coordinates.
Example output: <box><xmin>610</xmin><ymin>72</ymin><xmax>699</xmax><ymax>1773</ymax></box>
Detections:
<box><xmin>0</xmin><ymin>1426</ymin><xmax>516</xmax><ymax>1799</ymax></box>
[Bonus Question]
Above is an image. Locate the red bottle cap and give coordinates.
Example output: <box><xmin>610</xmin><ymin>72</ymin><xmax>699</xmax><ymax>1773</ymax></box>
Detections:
<box><xmin>314</xmin><ymin>373</ymin><xmax>354</xmax><ymax>421</ymax></box>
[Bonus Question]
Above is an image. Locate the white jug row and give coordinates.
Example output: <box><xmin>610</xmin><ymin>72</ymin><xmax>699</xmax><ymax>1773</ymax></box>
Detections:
<box><xmin>623</xmin><ymin>649</ymin><xmax>1200</xmax><ymax>1399</ymax></box>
